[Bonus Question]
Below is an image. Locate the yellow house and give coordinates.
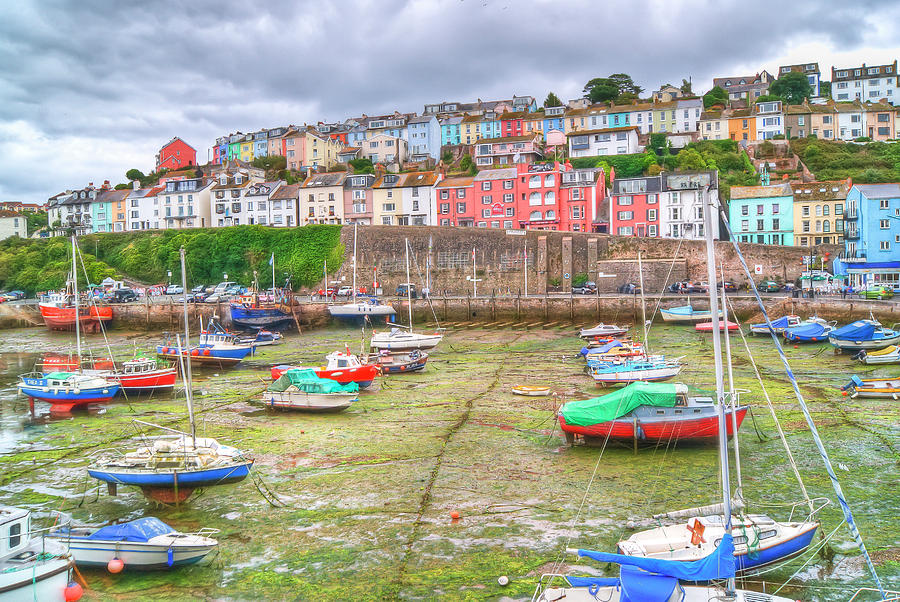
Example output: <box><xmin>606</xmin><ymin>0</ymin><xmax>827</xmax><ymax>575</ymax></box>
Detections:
<box><xmin>461</xmin><ymin>115</ymin><xmax>481</xmax><ymax>145</ymax></box>
<box><xmin>522</xmin><ymin>112</ymin><xmax>544</xmax><ymax>138</ymax></box>
<box><xmin>284</xmin><ymin>127</ymin><xmax>344</xmax><ymax>171</ymax></box>
<box><xmin>239</xmin><ymin>137</ymin><xmax>254</xmax><ymax>162</ymax></box>
<box><xmin>790</xmin><ymin>180</ymin><xmax>849</xmax><ymax>246</ymax></box>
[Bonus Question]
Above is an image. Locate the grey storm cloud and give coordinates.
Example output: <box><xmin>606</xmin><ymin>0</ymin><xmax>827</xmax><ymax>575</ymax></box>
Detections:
<box><xmin>0</xmin><ymin>0</ymin><xmax>898</xmax><ymax>200</ymax></box>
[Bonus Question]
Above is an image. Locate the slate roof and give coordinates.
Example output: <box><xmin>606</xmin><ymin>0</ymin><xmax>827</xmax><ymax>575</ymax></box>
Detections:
<box><xmin>270</xmin><ymin>183</ymin><xmax>301</xmax><ymax>200</ymax></box>
<box><xmin>855</xmin><ymin>184</ymin><xmax>900</xmax><ymax>199</ymax></box>
<box><xmin>729</xmin><ymin>183</ymin><xmax>793</xmax><ymax>199</ymax></box>
<box><xmin>302</xmin><ymin>173</ymin><xmax>348</xmax><ymax>187</ymax></box>
<box><xmin>790</xmin><ymin>181</ymin><xmax>849</xmax><ymax>201</ymax></box>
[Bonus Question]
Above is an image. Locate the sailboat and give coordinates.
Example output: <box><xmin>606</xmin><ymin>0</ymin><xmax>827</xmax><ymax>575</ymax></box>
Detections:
<box><xmin>88</xmin><ymin>247</ymin><xmax>254</xmax><ymax>504</ymax></box>
<box><xmin>328</xmin><ymin>224</ymin><xmax>396</xmax><ymax>324</ymax></box>
<box><xmin>533</xmin><ymin>188</ymin><xmax>807</xmax><ymax>602</ymax></box>
<box><xmin>370</xmin><ymin>238</ymin><xmax>442</xmax><ymax>351</ymax></box>
<box><xmin>18</xmin><ymin>236</ymin><xmax>120</xmax><ymax>412</ymax></box>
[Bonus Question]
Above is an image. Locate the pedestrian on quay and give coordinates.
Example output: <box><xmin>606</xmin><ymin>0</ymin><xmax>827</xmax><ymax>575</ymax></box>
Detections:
<box><xmin>841</xmin><ymin>286</ymin><xmax>847</xmax><ymax>300</ymax></box>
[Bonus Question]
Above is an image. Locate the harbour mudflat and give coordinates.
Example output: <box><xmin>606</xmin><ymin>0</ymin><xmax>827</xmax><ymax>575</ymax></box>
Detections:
<box><xmin>0</xmin><ymin>325</ymin><xmax>897</xmax><ymax>600</ymax></box>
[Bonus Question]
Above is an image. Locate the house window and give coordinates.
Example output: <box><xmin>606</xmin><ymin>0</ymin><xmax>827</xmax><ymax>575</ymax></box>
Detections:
<box><xmin>881</xmin><ymin>199</ymin><xmax>890</xmax><ymax>210</ymax></box>
<box><xmin>382</xmin><ymin>216</ymin><xmax>392</xmax><ymax>225</ymax></box>
<box><xmin>503</xmin><ymin>193</ymin><xmax>513</xmax><ymax>202</ymax></box>
<box><xmin>618</xmin><ymin>196</ymin><xmax>633</xmax><ymax>206</ymax></box>
<box><xmin>457</xmin><ymin>202</ymin><xmax>466</xmax><ymax>213</ymax></box>
<box><xmin>456</xmin><ymin>189</ymin><xmax>465</xmax><ymax>199</ymax></box>
<box><xmin>440</xmin><ymin>190</ymin><xmax>449</xmax><ymax>200</ymax></box>
<box><xmin>772</xmin><ymin>204</ymin><xmax>779</xmax><ymax>215</ymax></box>
<box><xmin>544</xmin><ymin>191</ymin><xmax>555</xmax><ymax>204</ymax></box>
<box><xmin>802</xmin><ymin>220</ymin><xmax>810</xmax><ymax>233</ymax></box>
<box><xmin>506</xmin><ymin>207</ymin><xmax>514</xmax><ymax>217</ymax></box>
<box><xmin>440</xmin><ymin>203</ymin><xmax>450</xmax><ymax>214</ymax></box>
<box><xmin>481</xmin><ymin>181</ymin><xmax>491</xmax><ymax>191</ymax></box>
<box><xmin>772</xmin><ymin>218</ymin><xmax>780</xmax><ymax>230</ymax></box>
<box><xmin>503</xmin><ymin>180</ymin><xmax>513</xmax><ymax>189</ymax></box>
<box><xmin>482</xmin><ymin>195</ymin><xmax>491</xmax><ymax>204</ymax></box>
<box><xmin>382</xmin><ymin>203</ymin><xmax>395</xmax><ymax>212</ymax></box>
<box><xmin>617</xmin><ymin>211</ymin><xmax>634</xmax><ymax>220</ymax></box>
<box><xmin>881</xmin><ymin>240</ymin><xmax>891</xmax><ymax>251</ymax></box>
<box><xmin>647</xmin><ymin>209</ymin><xmax>657</xmax><ymax>221</ymax></box>
<box><xmin>530</xmin><ymin>211</ymin><xmax>542</xmax><ymax>220</ymax></box>
<box><xmin>741</xmin><ymin>205</ymin><xmax>748</xmax><ymax>216</ymax></box>
<box><xmin>529</xmin><ymin>192</ymin><xmax>541</xmax><ymax>206</ymax></box>
<box><xmin>881</xmin><ymin>219</ymin><xmax>890</xmax><ymax>229</ymax></box>
<box><xmin>482</xmin><ymin>209</ymin><xmax>490</xmax><ymax>218</ymax></box>
<box><xmin>647</xmin><ymin>194</ymin><xmax>657</xmax><ymax>204</ymax></box>
<box><xmin>756</xmin><ymin>204</ymin><xmax>764</xmax><ymax>215</ymax></box>
<box><xmin>801</xmin><ymin>205</ymin><xmax>810</xmax><ymax>217</ymax></box>
<box><xmin>757</xmin><ymin>219</ymin><xmax>764</xmax><ymax>230</ymax></box>
<box><xmin>617</xmin><ymin>226</ymin><xmax>633</xmax><ymax>235</ymax></box>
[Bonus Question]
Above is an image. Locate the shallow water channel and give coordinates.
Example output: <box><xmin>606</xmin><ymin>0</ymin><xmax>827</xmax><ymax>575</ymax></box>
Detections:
<box><xmin>0</xmin><ymin>323</ymin><xmax>897</xmax><ymax>600</ymax></box>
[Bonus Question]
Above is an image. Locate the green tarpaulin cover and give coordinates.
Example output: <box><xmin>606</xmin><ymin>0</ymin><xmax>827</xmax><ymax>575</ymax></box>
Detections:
<box><xmin>560</xmin><ymin>381</ymin><xmax>678</xmax><ymax>426</ymax></box>
<box><xmin>268</xmin><ymin>368</ymin><xmax>359</xmax><ymax>394</ymax></box>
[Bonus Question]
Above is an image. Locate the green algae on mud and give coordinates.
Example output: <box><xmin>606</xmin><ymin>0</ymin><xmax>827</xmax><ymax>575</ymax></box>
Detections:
<box><xmin>0</xmin><ymin>324</ymin><xmax>897</xmax><ymax>600</ymax></box>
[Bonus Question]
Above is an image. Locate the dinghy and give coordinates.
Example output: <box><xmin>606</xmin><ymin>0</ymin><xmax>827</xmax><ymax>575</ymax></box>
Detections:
<box><xmin>660</xmin><ymin>304</ymin><xmax>722</xmax><ymax>323</ymax></box>
<box><xmin>783</xmin><ymin>317</ymin><xmax>834</xmax><ymax>342</ymax></box>
<box><xmin>749</xmin><ymin>314</ymin><xmax>801</xmax><ymax>335</ymax></box>
<box><xmin>579</xmin><ymin>323</ymin><xmax>629</xmax><ymax>339</ymax></box>
<box><xmin>371</xmin><ymin>349</ymin><xmax>428</xmax><ymax>374</ymax></box>
<box><xmin>841</xmin><ymin>375</ymin><xmax>900</xmax><ymax>398</ymax></box>
<box><xmin>47</xmin><ymin>517</ymin><xmax>218</xmax><ymax>570</ymax></box>
<box><xmin>856</xmin><ymin>345</ymin><xmax>900</xmax><ymax>364</ymax></box>
<box><xmin>695</xmin><ymin>320</ymin><xmax>739</xmax><ymax>332</ymax></box>
<box><xmin>587</xmin><ymin>358</ymin><xmax>683</xmax><ymax>386</ymax></box>
<box><xmin>262</xmin><ymin>368</ymin><xmax>359</xmax><ymax>412</ymax></box>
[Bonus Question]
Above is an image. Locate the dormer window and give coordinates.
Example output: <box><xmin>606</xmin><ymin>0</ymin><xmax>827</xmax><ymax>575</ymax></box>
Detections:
<box><xmin>235</xmin><ymin>174</ymin><xmax>243</xmax><ymax>185</ymax></box>
<box><xmin>219</xmin><ymin>176</ymin><xmax>227</xmax><ymax>186</ymax></box>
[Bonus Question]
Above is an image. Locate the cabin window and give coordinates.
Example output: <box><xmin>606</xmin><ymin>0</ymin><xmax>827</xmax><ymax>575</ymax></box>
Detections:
<box><xmin>656</xmin><ymin>410</ymin><xmax>666</xmax><ymax>415</ymax></box>
<box><xmin>675</xmin><ymin>395</ymin><xmax>687</xmax><ymax>406</ymax></box>
<box><xmin>8</xmin><ymin>522</ymin><xmax>22</xmax><ymax>548</ymax></box>
<box><xmin>674</xmin><ymin>409</ymin><xmax>682</xmax><ymax>414</ymax></box>
<box><xmin>758</xmin><ymin>529</ymin><xmax>778</xmax><ymax>540</ymax></box>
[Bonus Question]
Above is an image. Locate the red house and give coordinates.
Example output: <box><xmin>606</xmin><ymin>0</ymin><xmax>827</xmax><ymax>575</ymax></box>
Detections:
<box><xmin>512</xmin><ymin>163</ymin><xmax>605</xmax><ymax>232</ymax></box>
<box><xmin>156</xmin><ymin>137</ymin><xmax>197</xmax><ymax>172</ymax></box>
<box><xmin>500</xmin><ymin>112</ymin><xmax>526</xmax><ymax>137</ymax></box>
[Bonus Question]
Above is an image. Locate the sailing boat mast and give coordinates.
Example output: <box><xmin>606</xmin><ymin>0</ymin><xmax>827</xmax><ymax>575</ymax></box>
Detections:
<box><xmin>701</xmin><ymin>185</ymin><xmax>735</xmax><ymax>595</ymax></box>
<box><xmin>352</xmin><ymin>223</ymin><xmax>358</xmax><ymax>304</ymax></box>
<box><xmin>71</xmin><ymin>236</ymin><xmax>82</xmax><ymax>357</ymax></box>
<box><xmin>720</xmin><ymin>262</ymin><xmax>743</xmax><ymax>501</ymax></box>
<box><xmin>637</xmin><ymin>251</ymin><xmax>648</xmax><ymax>352</ymax></box>
<box><xmin>405</xmin><ymin>238</ymin><xmax>413</xmax><ymax>332</ymax></box>
<box><xmin>179</xmin><ymin>247</ymin><xmax>196</xmax><ymax>442</ymax></box>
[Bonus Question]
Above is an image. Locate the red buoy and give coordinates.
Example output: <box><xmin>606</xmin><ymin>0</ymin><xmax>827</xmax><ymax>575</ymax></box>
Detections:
<box><xmin>842</xmin><ymin>390</ymin><xmax>848</xmax><ymax>396</ymax></box>
<box><xmin>203</xmin><ymin>348</ymin><xmax>211</xmax><ymax>356</ymax></box>
<box><xmin>793</xmin><ymin>345</ymin><xmax>799</xmax><ymax>349</ymax></box>
<box><xmin>191</xmin><ymin>349</ymin><xmax>200</xmax><ymax>357</ymax></box>
<box><xmin>64</xmin><ymin>582</ymin><xmax>83</xmax><ymax>601</ymax></box>
<box><xmin>107</xmin><ymin>557</ymin><xmax>124</xmax><ymax>573</ymax></box>
<box><xmin>161</xmin><ymin>347</ymin><xmax>168</xmax><ymax>354</ymax></box>
<box><xmin>450</xmin><ymin>510</ymin><xmax>460</xmax><ymax>520</ymax></box>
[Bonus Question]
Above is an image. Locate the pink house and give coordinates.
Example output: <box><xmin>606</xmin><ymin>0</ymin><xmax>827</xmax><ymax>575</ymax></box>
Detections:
<box><xmin>156</xmin><ymin>137</ymin><xmax>197</xmax><ymax>171</ymax></box>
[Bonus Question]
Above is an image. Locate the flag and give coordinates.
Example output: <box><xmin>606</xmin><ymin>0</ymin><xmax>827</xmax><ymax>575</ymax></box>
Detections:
<box><xmin>269</xmin><ymin>253</ymin><xmax>274</xmax><ymax>266</ymax></box>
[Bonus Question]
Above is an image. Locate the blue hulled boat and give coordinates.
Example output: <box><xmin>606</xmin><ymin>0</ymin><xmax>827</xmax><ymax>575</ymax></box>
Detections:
<box><xmin>659</xmin><ymin>304</ymin><xmax>722</xmax><ymax>323</ymax></box>
<box><xmin>157</xmin><ymin>317</ymin><xmax>253</xmax><ymax>367</ymax></box>
<box><xmin>230</xmin><ymin>300</ymin><xmax>293</xmax><ymax>330</ymax></box>
<box><xmin>18</xmin><ymin>371</ymin><xmax>120</xmax><ymax>412</ymax></box>
<box><xmin>749</xmin><ymin>314</ymin><xmax>801</xmax><ymax>335</ymax></box>
<box><xmin>783</xmin><ymin>317</ymin><xmax>834</xmax><ymax>342</ymax></box>
<box><xmin>828</xmin><ymin>319</ymin><xmax>900</xmax><ymax>352</ymax></box>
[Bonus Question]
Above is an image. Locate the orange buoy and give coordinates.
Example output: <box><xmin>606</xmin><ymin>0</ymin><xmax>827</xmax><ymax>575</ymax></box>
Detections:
<box><xmin>842</xmin><ymin>390</ymin><xmax>848</xmax><ymax>396</ymax></box>
<box><xmin>107</xmin><ymin>557</ymin><xmax>124</xmax><ymax>573</ymax></box>
<box><xmin>450</xmin><ymin>510</ymin><xmax>460</xmax><ymax>520</ymax></box>
<box><xmin>161</xmin><ymin>347</ymin><xmax>168</xmax><ymax>354</ymax></box>
<box><xmin>64</xmin><ymin>582</ymin><xmax>83</xmax><ymax>601</ymax></box>
<box><xmin>793</xmin><ymin>345</ymin><xmax>799</xmax><ymax>349</ymax></box>
<box><xmin>203</xmin><ymin>348</ymin><xmax>211</xmax><ymax>356</ymax></box>
<box><xmin>191</xmin><ymin>349</ymin><xmax>200</xmax><ymax>356</ymax></box>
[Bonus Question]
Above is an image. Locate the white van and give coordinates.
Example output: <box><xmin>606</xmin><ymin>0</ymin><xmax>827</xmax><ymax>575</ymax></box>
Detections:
<box><xmin>214</xmin><ymin>281</ymin><xmax>237</xmax><ymax>293</ymax></box>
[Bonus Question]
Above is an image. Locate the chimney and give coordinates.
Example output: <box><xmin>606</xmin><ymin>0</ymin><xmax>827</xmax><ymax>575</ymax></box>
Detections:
<box><xmin>132</xmin><ymin>180</ymin><xmax>140</xmax><ymax>190</ymax></box>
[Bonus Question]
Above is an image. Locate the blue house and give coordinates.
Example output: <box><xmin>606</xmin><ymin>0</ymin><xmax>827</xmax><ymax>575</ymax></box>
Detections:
<box><xmin>479</xmin><ymin>111</ymin><xmax>501</xmax><ymax>139</ymax></box>
<box><xmin>542</xmin><ymin>106</ymin><xmax>566</xmax><ymax>134</ymax></box>
<box><xmin>728</xmin><ymin>182</ymin><xmax>795</xmax><ymax>246</ymax></box>
<box><xmin>408</xmin><ymin>115</ymin><xmax>440</xmax><ymax>160</ymax></box>
<box><xmin>841</xmin><ymin>183</ymin><xmax>900</xmax><ymax>287</ymax></box>
<box><xmin>440</xmin><ymin>116</ymin><xmax>462</xmax><ymax>146</ymax></box>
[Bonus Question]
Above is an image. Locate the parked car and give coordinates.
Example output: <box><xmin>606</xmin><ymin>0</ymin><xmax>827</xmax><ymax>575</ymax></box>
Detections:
<box><xmin>214</xmin><ymin>281</ymin><xmax>238</xmax><ymax>294</ymax></box>
<box><xmin>760</xmin><ymin>281</ymin><xmax>782</xmax><ymax>293</ymax></box>
<box><xmin>337</xmin><ymin>286</ymin><xmax>354</xmax><ymax>297</ymax></box>
<box><xmin>316</xmin><ymin>286</ymin><xmax>337</xmax><ymax>297</ymax></box>
<box><xmin>572</xmin><ymin>281</ymin><xmax>598</xmax><ymax>295</ymax></box>
<box><xmin>396</xmin><ymin>283</ymin><xmax>418</xmax><ymax>299</ymax></box>
<box><xmin>617</xmin><ymin>283</ymin><xmax>642</xmax><ymax>294</ymax></box>
<box><xmin>718</xmin><ymin>281</ymin><xmax>738</xmax><ymax>292</ymax></box>
<box><xmin>858</xmin><ymin>285</ymin><xmax>894</xmax><ymax>300</ymax></box>
<box><xmin>191</xmin><ymin>285</ymin><xmax>206</xmax><ymax>294</ymax></box>
<box><xmin>110</xmin><ymin>289</ymin><xmax>138</xmax><ymax>303</ymax></box>
<box><xmin>224</xmin><ymin>285</ymin><xmax>244</xmax><ymax>296</ymax></box>
<box><xmin>165</xmin><ymin>284</ymin><xmax>184</xmax><ymax>295</ymax></box>
<box><xmin>203</xmin><ymin>293</ymin><xmax>223</xmax><ymax>303</ymax></box>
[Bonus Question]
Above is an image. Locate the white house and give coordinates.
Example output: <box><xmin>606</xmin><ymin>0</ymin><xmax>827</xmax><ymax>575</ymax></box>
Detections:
<box><xmin>567</xmin><ymin>126</ymin><xmax>641</xmax><ymax>157</ymax></box>
<box><xmin>754</xmin><ymin>100</ymin><xmax>784</xmax><ymax>140</ymax></box>
<box><xmin>835</xmin><ymin>102</ymin><xmax>867</xmax><ymax>140</ymax></box>
<box><xmin>0</xmin><ymin>210</ymin><xmax>27</xmax><ymax>240</ymax></box>
<box><xmin>244</xmin><ymin>181</ymin><xmax>284</xmax><ymax>226</ymax></box>
<box><xmin>156</xmin><ymin>175</ymin><xmax>214</xmax><ymax>229</ymax></box>
<box><xmin>832</xmin><ymin>61</ymin><xmax>899</xmax><ymax>105</ymax></box>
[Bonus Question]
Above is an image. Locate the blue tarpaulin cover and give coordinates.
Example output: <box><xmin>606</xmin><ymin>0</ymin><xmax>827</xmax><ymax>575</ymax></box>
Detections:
<box><xmin>752</xmin><ymin>315</ymin><xmax>791</xmax><ymax>330</ymax></box>
<box><xmin>831</xmin><ymin>320</ymin><xmax>878</xmax><ymax>341</ymax></box>
<box><xmin>577</xmin><ymin>533</ymin><xmax>736</xmax><ymax>581</ymax></box>
<box><xmin>620</xmin><ymin>565</ymin><xmax>677</xmax><ymax>602</ymax></box>
<box><xmin>566</xmin><ymin>577</ymin><xmax>620</xmax><ymax>588</ymax></box>
<box><xmin>785</xmin><ymin>322</ymin><xmax>828</xmax><ymax>340</ymax></box>
<box><xmin>581</xmin><ymin>340</ymin><xmax>624</xmax><ymax>357</ymax></box>
<box><xmin>88</xmin><ymin>517</ymin><xmax>174</xmax><ymax>542</ymax></box>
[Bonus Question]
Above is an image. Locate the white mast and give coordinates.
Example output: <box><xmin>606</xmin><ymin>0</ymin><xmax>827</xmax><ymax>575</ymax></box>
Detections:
<box><xmin>472</xmin><ymin>246</ymin><xmax>477</xmax><ymax>298</ymax></box>
<box><xmin>720</xmin><ymin>262</ymin><xmax>743</xmax><ymax>501</ymax></box>
<box><xmin>523</xmin><ymin>240</ymin><xmax>528</xmax><ymax>298</ymax></box>
<box><xmin>352</xmin><ymin>223</ymin><xmax>358</xmax><ymax>304</ymax></box>
<box><xmin>426</xmin><ymin>233</ymin><xmax>432</xmax><ymax>295</ymax></box>
<box><xmin>405</xmin><ymin>238</ymin><xmax>414</xmax><ymax>332</ymax></box>
<box><xmin>701</xmin><ymin>185</ymin><xmax>734</xmax><ymax>595</ymax></box>
<box><xmin>180</xmin><ymin>247</ymin><xmax>196</xmax><ymax>443</ymax></box>
<box><xmin>637</xmin><ymin>251</ymin><xmax>648</xmax><ymax>352</ymax></box>
<box><xmin>71</xmin><ymin>236</ymin><xmax>82</xmax><ymax>358</ymax></box>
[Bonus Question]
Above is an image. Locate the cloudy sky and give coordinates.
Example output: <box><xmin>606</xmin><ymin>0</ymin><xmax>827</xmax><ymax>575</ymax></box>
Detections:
<box><xmin>1</xmin><ymin>0</ymin><xmax>898</xmax><ymax>201</ymax></box>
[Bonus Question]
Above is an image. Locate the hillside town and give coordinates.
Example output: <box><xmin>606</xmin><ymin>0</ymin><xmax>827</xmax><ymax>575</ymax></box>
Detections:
<box><xmin>17</xmin><ymin>58</ymin><xmax>900</xmax><ymax>289</ymax></box>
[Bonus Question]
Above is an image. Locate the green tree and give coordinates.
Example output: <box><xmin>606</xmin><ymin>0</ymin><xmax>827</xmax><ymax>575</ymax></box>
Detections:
<box><xmin>769</xmin><ymin>71</ymin><xmax>813</xmax><ymax>104</ymax></box>
<box><xmin>608</xmin><ymin>73</ymin><xmax>643</xmax><ymax>96</ymax></box>
<box><xmin>251</xmin><ymin>155</ymin><xmax>287</xmax><ymax>173</ymax></box>
<box><xmin>703</xmin><ymin>86</ymin><xmax>728</xmax><ymax>109</ymax></box>
<box><xmin>675</xmin><ymin>148</ymin><xmax>707</xmax><ymax>171</ymax></box>
<box><xmin>584</xmin><ymin>78</ymin><xmax>619</xmax><ymax>103</ymax></box>
<box><xmin>680</xmin><ymin>78</ymin><xmax>693</xmax><ymax>95</ymax></box>
<box><xmin>459</xmin><ymin>154</ymin><xmax>473</xmax><ymax>171</ymax></box>
<box><xmin>649</xmin><ymin>133</ymin><xmax>667</xmax><ymax>155</ymax></box>
<box><xmin>819</xmin><ymin>81</ymin><xmax>831</xmax><ymax>98</ymax></box>
<box><xmin>543</xmin><ymin>92</ymin><xmax>562</xmax><ymax>107</ymax></box>
<box><xmin>114</xmin><ymin>183</ymin><xmax>129</xmax><ymax>190</ymax></box>
<box><xmin>125</xmin><ymin>168</ymin><xmax>144</xmax><ymax>181</ymax></box>
<box><xmin>754</xmin><ymin>94</ymin><xmax>784</xmax><ymax>103</ymax></box>
<box><xmin>348</xmin><ymin>158</ymin><xmax>374</xmax><ymax>174</ymax></box>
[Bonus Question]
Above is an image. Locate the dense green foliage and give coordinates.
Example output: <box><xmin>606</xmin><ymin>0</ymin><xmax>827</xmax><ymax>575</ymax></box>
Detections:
<box><xmin>23</xmin><ymin>211</ymin><xmax>48</xmax><ymax>234</ymax></box>
<box><xmin>819</xmin><ymin>81</ymin><xmax>831</xmax><ymax>98</ymax></box>
<box><xmin>543</xmin><ymin>92</ymin><xmax>561</xmax><ymax>107</ymax></box>
<box><xmin>583</xmin><ymin>73</ymin><xmax>643</xmax><ymax>104</ymax></box>
<box><xmin>570</xmin><ymin>152</ymin><xmax>657</xmax><ymax>180</ymax></box>
<box><xmin>0</xmin><ymin>226</ymin><xmax>345</xmax><ymax>294</ymax></box>
<box><xmin>252</xmin><ymin>155</ymin><xmax>287</xmax><ymax>173</ymax></box>
<box><xmin>792</xmin><ymin>138</ymin><xmax>900</xmax><ymax>183</ymax></box>
<box><xmin>348</xmin><ymin>158</ymin><xmax>374</xmax><ymax>175</ymax></box>
<box><xmin>769</xmin><ymin>71</ymin><xmax>813</xmax><ymax>104</ymax></box>
<box><xmin>703</xmin><ymin>86</ymin><xmax>728</xmax><ymax>109</ymax></box>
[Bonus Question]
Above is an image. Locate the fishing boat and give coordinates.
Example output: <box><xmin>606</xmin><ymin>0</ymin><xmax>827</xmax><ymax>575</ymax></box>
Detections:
<box><xmin>157</xmin><ymin>317</ymin><xmax>254</xmax><ymax>367</ymax></box>
<box><xmin>841</xmin><ymin>375</ymin><xmax>900</xmax><ymax>398</ymax></box>
<box><xmin>695</xmin><ymin>320</ymin><xmax>739</xmax><ymax>332</ymax></box>
<box><xmin>828</xmin><ymin>319</ymin><xmax>900</xmax><ymax>352</ymax></box>
<box><xmin>47</xmin><ymin>517</ymin><xmax>218</xmax><ymax>570</ymax></box>
<box><xmin>370</xmin><ymin>349</ymin><xmax>428</xmax><ymax>374</ymax></box>
<box><xmin>92</xmin><ymin>358</ymin><xmax>177</xmax><ymax>393</ymax></box>
<box><xmin>579</xmin><ymin>323</ymin><xmax>629</xmax><ymax>339</ymax></box>
<box><xmin>749</xmin><ymin>314</ymin><xmax>801</xmax><ymax>335</ymax></box>
<box><xmin>18</xmin><ymin>371</ymin><xmax>120</xmax><ymax>412</ymax></box>
<box><xmin>558</xmin><ymin>382</ymin><xmax>746</xmax><ymax>444</ymax></box>
<box><xmin>271</xmin><ymin>350</ymin><xmax>380</xmax><ymax>388</ymax></box>
<box><xmin>236</xmin><ymin>329</ymin><xmax>283</xmax><ymax>347</ymax></box>
<box><xmin>261</xmin><ymin>368</ymin><xmax>359</xmax><ymax>412</ymax></box>
<box><xmin>588</xmin><ymin>357</ymin><xmax>683</xmax><ymax>386</ymax></box>
<box><xmin>88</xmin><ymin>248</ymin><xmax>254</xmax><ymax>504</ymax></box>
<box><xmin>856</xmin><ymin>345</ymin><xmax>900</xmax><ymax>364</ymax></box>
<box><xmin>39</xmin><ymin>291</ymin><xmax>113</xmax><ymax>331</ymax></box>
<box><xmin>617</xmin><ymin>513</ymin><xmax>820</xmax><ymax>574</ymax></box>
<box><xmin>659</xmin><ymin>304</ymin><xmax>722</xmax><ymax>323</ymax></box>
<box><xmin>229</xmin><ymin>265</ymin><xmax>294</xmax><ymax>330</ymax></box>
<box><xmin>0</xmin><ymin>506</ymin><xmax>73</xmax><ymax>601</ymax></box>
<box><xmin>783</xmin><ymin>317</ymin><xmax>834</xmax><ymax>342</ymax></box>
<box><xmin>370</xmin><ymin>238</ymin><xmax>443</xmax><ymax>351</ymax></box>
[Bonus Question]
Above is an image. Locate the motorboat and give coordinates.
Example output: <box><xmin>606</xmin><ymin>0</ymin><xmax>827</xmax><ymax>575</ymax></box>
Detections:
<box><xmin>0</xmin><ymin>506</ymin><xmax>72</xmax><ymax>601</ymax></box>
<box><xmin>328</xmin><ymin>297</ymin><xmax>396</xmax><ymax>324</ymax></box>
<box><xmin>271</xmin><ymin>350</ymin><xmax>379</xmax><ymax>388</ymax></box>
<box><xmin>828</xmin><ymin>319</ymin><xmax>900</xmax><ymax>352</ymax></box>
<box><xmin>783</xmin><ymin>317</ymin><xmax>834</xmax><ymax>342</ymax></box>
<box><xmin>749</xmin><ymin>314</ymin><xmax>801</xmax><ymax>335</ymax></box>
<box><xmin>580</xmin><ymin>340</ymin><xmax>645</xmax><ymax>362</ymax></box>
<box><xmin>695</xmin><ymin>320</ymin><xmax>739</xmax><ymax>332</ymax></box>
<box><xmin>261</xmin><ymin>368</ymin><xmax>359</xmax><ymax>412</ymax></box>
<box><xmin>587</xmin><ymin>358</ymin><xmax>682</xmax><ymax>386</ymax></box>
<box><xmin>157</xmin><ymin>317</ymin><xmax>254</xmax><ymax>367</ymax></box>
<box><xmin>841</xmin><ymin>375</ymin><xmax>900</xmax><ymax>399</ymax></box>
<box><xmin>18</xmin><ymin>371</ymin><xmax>119</xmax><ymax>412</ymax></box>
<box><xmin>88</xmin><ymin>357</ymin><xmax>177</xmax><ymax>393</ymax></box>
<box><xmin>236</xmin><ymin>329</ymin><xmax>283</xmax><ymax>347</ymax></box>
<box><xmin>370</xmin><ymin>349</ymin><xmax>428</xmax><ymax>374</ymax></box>
<box><xmin>659</xmin><ymin>304</ymin><xmax>722</xmax><ymax>323</ymax></box>
<box><xmin>856</xmin><ymin>345</ymin><xmax>900</xmax><ymax>364</ymax></box>
<box><xmin>47</xmin><ymin>517</ymin><xmax>218</xmax><ymax>570</ymax></box>
<box><xmin>558</xmin><ymin>382</ymin><xmax>746</xmax><ymax>445</ymax></box>
<box><xmin>579</xmin><ymin>323</ymin><xmax>629</xmax><ymax>339</ymax></box>
<box><xmin>39</xmin><ymin>291</ymin><xmax>112</xmax><ymax>331</ymax></box>
<box><xmin>370</xmin><ymin>327</ymin><xmax>442</xmax><ymax>351</ymax></box>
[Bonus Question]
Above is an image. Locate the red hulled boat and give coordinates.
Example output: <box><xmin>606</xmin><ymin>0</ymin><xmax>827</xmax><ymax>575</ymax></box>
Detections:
<box><xmin>695</xmin><ymin>320</ymin><xmax>740</xmax><ymax>333</ymax></box>
<box><xmin>39</xmin><ymin>293</ymin><xmax>112</xmax><ymax>331</ymax></box>
<box><xmin>272</xmin><ymin>350</ymin><xmax>379</xmax><ymax>388</ymax></box>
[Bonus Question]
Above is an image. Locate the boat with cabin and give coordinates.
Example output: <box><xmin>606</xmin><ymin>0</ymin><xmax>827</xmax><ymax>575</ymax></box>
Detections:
<box><xmin>18</xmin><ymin>371</ymin><xmax>119</xmax><ymax>413</ymax></box>
<box><xmin>749</xmin><ymin>314</ymin><xmax>801</xmax><ymax>335</ymax></box>
<box><xmin>47</xmin><ymin>517</ymin><xmax>218</xmax><ymax>570</ymax></box>
<box><xmin>370</xmin><ymin>349</ymin><xmax>428</xmax><ymax>374</ymax></box>
<box><xmin>0</xmin><ymin>506</ymin><xmax>72</xmax><ymax>602</ymax></box>
<box><xmin>783</xmin><ymin>316</ymin><xmax>834</xmax><ymax>342</ymax></box>
<box><xmin>157</xmin><ymin>316</ymin><xmax>254</xmax><ymax>367</ymax></box>
<box><xmin>587</xmin><ymin>358</ymin><xmax>683</xmax><ymax>386</ymax></box>
<box><xmin>828</xmin><ymin>319</ymin><xmax>900</xmax><ymax>352</ymax></box>
<box><xmin>579</xmin><ymin>323</ymin><xmax>629</xmax><ymax>339</ymax></box>
<box><xmin>271</xmin><ymin>349</ymin><xmax>379</xmax><ymax>388</ymax></box>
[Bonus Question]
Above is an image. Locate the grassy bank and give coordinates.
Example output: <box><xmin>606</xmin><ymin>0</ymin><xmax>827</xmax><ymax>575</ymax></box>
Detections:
<box><xmin>0</xmin><ymin>225</ymin><xmax>344</xmax><ymax>293</ymax></box>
